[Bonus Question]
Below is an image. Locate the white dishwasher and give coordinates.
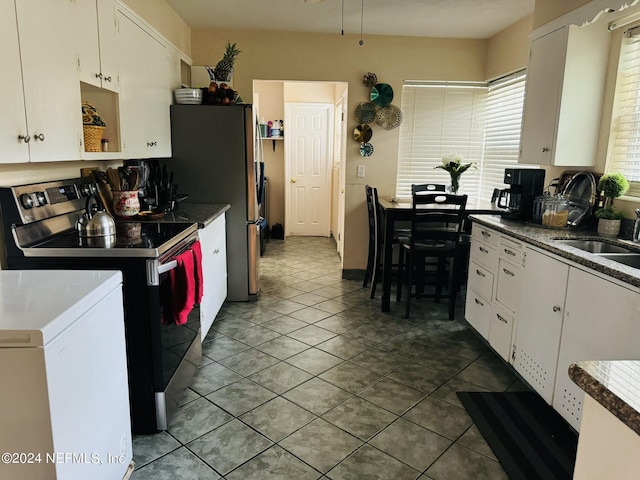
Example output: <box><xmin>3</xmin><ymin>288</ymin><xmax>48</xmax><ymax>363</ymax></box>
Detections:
<box><xmin>0</xmin><ymin>270</ymin><xmax>133</xmax><ymax>480</ymax></box>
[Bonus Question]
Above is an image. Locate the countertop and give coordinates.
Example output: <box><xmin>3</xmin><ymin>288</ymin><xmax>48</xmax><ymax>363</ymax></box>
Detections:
<box><xmin>569</xmin><ymin>360</ymin><xmax>640</xmax><ymax>436</ymax></box>
<box><xmin>155</xmin><ymin>203</ymin><xmax>230</xmax><ymax>228</ymax></box>
<box><xmin>469</xmin><ymin>214</ymin><xmax>640</xmax><ymax>289</ymax></box>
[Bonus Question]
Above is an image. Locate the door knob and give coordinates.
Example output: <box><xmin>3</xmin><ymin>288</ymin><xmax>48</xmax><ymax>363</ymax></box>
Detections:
<box><xmin>291</xmin><ymin>179</ymin><xmax>297</xmax><ymax>183</ymax></box>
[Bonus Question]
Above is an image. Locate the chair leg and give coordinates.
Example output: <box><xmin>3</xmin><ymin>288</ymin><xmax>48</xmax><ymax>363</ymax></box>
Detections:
<box><xmin>404</xmin><ymin>251</ymin><xmax>413</xmax><ymax>319</ymax></box>
<box><xmin>370</xmin><ymin>255</ymin><xmax>380</xmax><ymax>300</ymax></box>
<box><xmin>396</xmin><ymin>247</ymin><xmax>405</xmax><ymax>302</ymax></box>
<box><xmin>435</xmin><ymin>257</ymin><xmax>446</xmax><ymax>303</ymax></box>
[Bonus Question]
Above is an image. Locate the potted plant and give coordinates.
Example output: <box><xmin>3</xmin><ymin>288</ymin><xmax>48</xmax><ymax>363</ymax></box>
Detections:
<box><xmin>595</xmin><ymin>172</ymin><xmax>629</xmax><ymax>236</ymax></box>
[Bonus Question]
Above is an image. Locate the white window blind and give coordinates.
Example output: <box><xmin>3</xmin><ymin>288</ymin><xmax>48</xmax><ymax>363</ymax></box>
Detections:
<box><xmin>609</xmin><ymin>26</ymin><xmax>640</xmax><ymax>197</ymax></box>
<box><xmin>396</xmin><ymin>73</ymin><xmax>527</xmax><ymax>201</ymax></box>
<box><xmin>479</xmin><ymin>72</ymin><xmax>527</xmax><ymax>202</ymax></box>
<box><xmin>396</xmin><ymin>83</ymin><xmax>487</xmax><ymax>199</ymax></box>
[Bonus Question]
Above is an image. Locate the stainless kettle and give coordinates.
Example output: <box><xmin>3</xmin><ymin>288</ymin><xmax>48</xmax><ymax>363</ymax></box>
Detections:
<box><xmin>77</xmin><ymin>194</ymin><xmax>116</xmax><ymax>240</ymax></box>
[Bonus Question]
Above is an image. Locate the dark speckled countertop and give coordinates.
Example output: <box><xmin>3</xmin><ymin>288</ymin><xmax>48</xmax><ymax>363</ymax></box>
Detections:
<box><xmin>469</xmin><ymin>214</ymin><xmax>640</xmax><ymax>289</ymax></box>
<box><xmin>569</xmin><ymin>361</ymin><xmax>640</xmax><ymax>436</ymax></box>
<box><xmin>156</xmin><ymin>203</ymin><xmax>230</xmax><ymax>228</ymax></box>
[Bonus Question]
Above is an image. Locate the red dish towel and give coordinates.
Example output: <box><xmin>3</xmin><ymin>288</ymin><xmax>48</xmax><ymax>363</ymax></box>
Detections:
<box><xmin>192</xmin><ymin>240</ymin><xmax>204</xmax><ymax>304</ymax></box>
<box><xmin>167</xmin><ymin>247</ymin><xmax>196</xmax><ymax>325</ymax></box>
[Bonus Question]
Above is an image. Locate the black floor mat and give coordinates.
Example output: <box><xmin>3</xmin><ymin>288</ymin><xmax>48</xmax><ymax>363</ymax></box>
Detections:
<box><xmin>457</xmin><ymin>391</ymin><xmax>578</xmax><ymax>480</ymax></box>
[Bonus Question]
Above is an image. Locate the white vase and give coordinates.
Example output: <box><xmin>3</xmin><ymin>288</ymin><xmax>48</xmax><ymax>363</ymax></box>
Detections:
<box><xmin>597</xmin><ymin>218</ymin><xmax>621</xmax><ymax>237</ymax></box>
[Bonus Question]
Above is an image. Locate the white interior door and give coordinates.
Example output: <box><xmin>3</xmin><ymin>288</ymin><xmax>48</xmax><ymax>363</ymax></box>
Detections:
<box><xmin>285</xmin><ymin>103</ymin><xmax>332</xmax><ymax>237</ymax></box>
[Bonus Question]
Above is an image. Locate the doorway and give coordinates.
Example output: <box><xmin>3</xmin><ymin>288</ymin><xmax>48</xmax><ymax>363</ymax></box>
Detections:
<box><xmin>285</xmin><ymin>102</ymin><xmax>332</xmax><ymax>237</ymax></box>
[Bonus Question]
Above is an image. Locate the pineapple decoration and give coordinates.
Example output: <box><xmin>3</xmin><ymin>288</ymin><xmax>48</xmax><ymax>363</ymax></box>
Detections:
<box><xmin>213</xmin><ymin>41</ymin><xmax>241</xmax><ymax>82</ymax></box>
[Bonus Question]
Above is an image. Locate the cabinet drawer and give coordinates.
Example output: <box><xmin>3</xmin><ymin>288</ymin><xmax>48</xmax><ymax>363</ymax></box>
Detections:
<box><xmin>472</xmin><ymin>225</ymin><xmax>499</xmax><ymax>248</ymax></box>
<box><xmin>468</xmin><ymin>261</ymin><xmax>494</xmax><ymax>302</ymax></box>
<box><xmin>498</xmin><ymin>237</ymin><xmax>523</xmax><ymax>264</ymax></box>
<box><xmin>465</xmin><ymin>289</ymin><xmax>491</xmax><ymax>340</ymax></box>
<box><xmin>489</xmin><ymin>303</ymin><xmax>514</xmax><ymax>363</ymax></box>
<box><xmin>495</xmin><ymin>258</ymin><xmax>521</xmax><ymax>313</ymax></box>
<box><xmin>469</xmin><ymin>240</ymin><xmax>497</xmax><ymax>271</ymax></box>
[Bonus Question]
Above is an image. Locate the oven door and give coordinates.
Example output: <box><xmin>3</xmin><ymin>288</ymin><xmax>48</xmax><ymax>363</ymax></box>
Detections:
<box><xmin>146</xmin><ymin>236</ymin><xmax>202</xmax><ymax>431</ymax></box>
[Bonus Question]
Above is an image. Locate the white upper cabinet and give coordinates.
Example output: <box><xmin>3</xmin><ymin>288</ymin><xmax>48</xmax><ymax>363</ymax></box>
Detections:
<box><xmin>118</xmin><ymin>11</ymin><xmax>172</xmax><ymax>159</ymax></box>
<box><xmin>5</xmin><ymin>0</ymin><xmax>83</xmax><ymax>163</ymax></box>
<box><xmin>0</xmin><ymin>0</ymin><xmax>29</xmax><ymax>164</ymax></box>
<box><xmin>519</xmin><ymin>23</ymin><xmax>609</xmax><ymax>166</ymax></box>
<box><xmin>74</xmin><ymin>0</ymin><xmax>120</xmax><ymax>93</ymax></box>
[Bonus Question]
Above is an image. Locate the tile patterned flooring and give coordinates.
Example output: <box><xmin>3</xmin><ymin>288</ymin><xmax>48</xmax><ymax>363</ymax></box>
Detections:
<box><xmin>131</xmin><ymin>236</ymin><xmax>527</xmax><ymax>479</ymax></box>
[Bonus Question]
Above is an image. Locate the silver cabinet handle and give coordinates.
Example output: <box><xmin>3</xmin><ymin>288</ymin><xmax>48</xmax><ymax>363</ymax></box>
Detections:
<box><xmin>481</xmin><ymin>231</ymin><xmax>491</xmax><ymax>238</ymax></box>
<box><xmin>476</xmin><ymin>269</ymin><xmax>485</xmax><ymax>278</ymax></box>
<box><xmin>18</xmin><ymin>134</ymin><xmax>31</xmax><ymax>143</ymax></box>
<box><xmin>213</xmin><ymin>248</ymin><xmax>220</xmax><ymax>254</ymax></box>
<box><xmin>542</xmin><ymin>147</ymin><xmax>549</xmax><ymax>152</ymax></box>
<box><xmin>502</xmin><ymin>268</ymin><xmax>515</xmax><ymax>277</ymax></box>
<box><xmin>95</xmin><ymin>72</ymin><xmax>103</xmax><ymax>79</ymax></box>
<box><xmin>504</xmin><ymin>248</ymin><xmax>516</xmax><ymax>256</ymax></box>
<box><xmin>34</xmin><ymin>133</ymin><xmax>45</xmax><ymax>141</ymax></box>
<box><xmin>479</xmin><ymin>246</ymin><xmax>489</xmax><ymax>254</ymax></box>
<box><xmin>104</xmin><ymin>75</ymin><xmax>112</xmax><ymax>82</ymax></box>
<box><xmin>147</xmin><ymin>141</ymin><xmax>157</xmax><ymax>147</ymax></box>
<box><xmin>496</xmin><ymin>313</ymin><xmax>508</xmax><ymax>324</ymax></box>
<box><xmin>474</xmin><ymin>298</ymin><xmax>484</xmax><ymax>307</ymax></box>
<box><xmin>553</xmin><ymin>305</ymin><xmax>561</xmax><ymax>312</ymax></box>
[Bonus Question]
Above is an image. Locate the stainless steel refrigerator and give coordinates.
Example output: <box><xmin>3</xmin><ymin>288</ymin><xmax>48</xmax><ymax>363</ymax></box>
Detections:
<box><xmin>169</xmin><ymin>104</ymin><xmax>262</xmax><ymax>301</ymax></box>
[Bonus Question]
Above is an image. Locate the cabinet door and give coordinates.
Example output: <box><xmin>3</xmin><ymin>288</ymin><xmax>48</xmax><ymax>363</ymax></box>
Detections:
<box><xmin>118</xmin><ymin>11</ymin><xmax>171</xmax><ymax>158</ymax></box>
<box><xmin>553</xmin><ymin>267</ymin><xmax>640</xmax><ymax>431</ymax></box>
<box><xmin>465</xmin><ymin>289</ymin><xmax>492</xmax><ymax>340</ymax></box>
<box><xmin>16</xmin><ymin>0</ymin><xmax>83</xmax><ymax>162</ymax></box>
<box><xmin>0</xmin><ymin>0</ymin><xmax>29</xmax><ymax>164</ymax></box>
<box><xmin>495</xmin><ymin>258</ymin><xmax>521</xmax><ymax>313</ymax></box>
<box><xmin>514</xmin><ymin>247</ymin><xmax>569</xmax><ymax>404</ymax></box>
<box><xmin>519</xmin><ymin>27</ymin><xmax>566</xmax><ymax>165</ymax></box>
<box><xmin>489</xmin><ymin>303</ymin><xmax>514</xmax><ymax>363</ymax></box>
<box><xmin>198</xmin><ymin>215</ymin><xmax>228</xmax><ymax>342</ymax></box>
<box><xmin>96</xmin><ymin>0</ymin><xmax>119</xmax><ymax>92</ymax></box>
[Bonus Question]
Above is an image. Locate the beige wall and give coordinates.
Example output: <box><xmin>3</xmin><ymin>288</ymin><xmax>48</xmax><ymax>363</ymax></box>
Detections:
<box><xmin>121</xmin><ymin>0</ymin><xmax>191</xmax><ymax>55</ymax></box>
<box><xmin>192</xmin><ymin>28</ymin><xmax>493</xmax><ymax>270</ymax></box>
<box><xmin>486</xmin><ymin>14</ymin><xmax>533</xmax><ymax>80</ymax></box>
<box><xmin>533</xmin><ymin>0</ymin><xmax>591</xmax><ymax>29</ymax></box>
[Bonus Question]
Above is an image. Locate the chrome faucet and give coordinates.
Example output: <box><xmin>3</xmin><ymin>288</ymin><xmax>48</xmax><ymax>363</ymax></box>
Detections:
<box><xmin>634</xmin><ymin>209</ymin><xmax>640</xmax><ymax>243</ymax></box>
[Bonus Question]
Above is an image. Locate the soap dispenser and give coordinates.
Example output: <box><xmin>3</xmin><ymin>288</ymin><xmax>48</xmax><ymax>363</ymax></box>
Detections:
<box><xmin>633</xmin><ymin>209</ymin><xmax>640</xmax><ymax>243</ymax></box>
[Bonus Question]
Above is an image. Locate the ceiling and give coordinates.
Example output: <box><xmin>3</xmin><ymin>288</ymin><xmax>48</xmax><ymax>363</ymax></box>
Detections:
<box><xmin>164</xmin><ymin>0</ymin><xmax>535</xmax><ymax>40</ymax></box>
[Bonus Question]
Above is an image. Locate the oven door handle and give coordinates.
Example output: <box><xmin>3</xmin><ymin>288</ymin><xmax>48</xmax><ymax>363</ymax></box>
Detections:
<box><xmin>147</xmin><ymin>258</ymin><xmax>182</xmax><ymax>286</ymax></box>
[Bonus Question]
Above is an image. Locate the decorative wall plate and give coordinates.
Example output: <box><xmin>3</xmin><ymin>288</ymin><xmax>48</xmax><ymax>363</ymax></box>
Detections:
<box><xmin>375</xmin><ymin>104</ymin><xmax>403</xmax><ymax>130</ymax></box>
<box><xmin>353</xmin><ymin>124</ymin><xmax>373</xmax><ymax>143</ymax></box>
<box><xmin>355</xmin><ymin>102</ymin><xmax>377</xmax><ymax>124</ymax></box>
<box><xmin>360</xmin><ymin>142</ymin><xmax>374</xmax><ymax>157</ymax></box>
<box><xmin>363</xmin><ymin>72</ymin><xmax>377</xmax><ymax>87</ymax></box>
<box><xmin>371</xmin><ymin>83</ymin><xmax>393</xmax><ymax>107</ymax></box>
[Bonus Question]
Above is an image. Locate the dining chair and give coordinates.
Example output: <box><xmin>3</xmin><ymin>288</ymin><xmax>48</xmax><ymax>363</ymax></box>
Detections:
<box><xmin>411</xmin><ymin>183</ymin><xmax>447</xmax><ymax>194</ymax></box>
<box><xmin>396</xmin><ymin>192</ymin><xmax>468</xmax><ymax>320</ymax></box>
<box><xmin>363</xmin><ymin>185</ymin><xmax>379</xmax><ymax>289</ymax></box>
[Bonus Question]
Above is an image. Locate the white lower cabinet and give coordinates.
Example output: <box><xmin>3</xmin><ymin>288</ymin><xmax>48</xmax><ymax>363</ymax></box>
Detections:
<box><xmin>198</xmin><ymin>214</ymin><xmax>228</xmax><ymax>342</ymax></box>
<box><xmin>514</xmin><ymin>247</ymin><xmax>569</xmax><ymax>404</ymax></box>
<box><xmin>553</xmin><ymin>267</ymin><xmax>640</xmax><ymax>431</ymax></box>
<box><xmin>465</xmin><ymin>288</ymin><xmax>492</xmax><ymax>339</ymax></box>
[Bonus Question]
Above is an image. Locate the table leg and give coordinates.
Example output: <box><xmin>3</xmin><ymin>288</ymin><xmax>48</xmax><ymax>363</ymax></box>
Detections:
<box><xmin>381</xmin><ymin>211</ymin><xmax>395</xmax><ymax>312</ymax></box>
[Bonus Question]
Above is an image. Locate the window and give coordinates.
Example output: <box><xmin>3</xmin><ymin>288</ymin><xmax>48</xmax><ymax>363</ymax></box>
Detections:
<box><xmin>396</xmin><ymin>72</ymin><xmax>527</xmax><ymax>200</ymax></box>
<box><xmin>608</xmin><ymin>25</ymin><xmax>640</xmax><ymax>197</ymax></box>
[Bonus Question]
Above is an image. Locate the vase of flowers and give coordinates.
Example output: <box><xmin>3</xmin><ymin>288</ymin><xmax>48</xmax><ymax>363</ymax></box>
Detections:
<box><xmin>435</xmin><ymin>152</ymin><xmax>476</xmax><ymax>194</ymax></box>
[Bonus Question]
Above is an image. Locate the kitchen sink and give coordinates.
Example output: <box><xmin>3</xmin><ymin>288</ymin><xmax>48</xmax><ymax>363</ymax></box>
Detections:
<box><xmin>554</xmin><ymin>239</ymin><xmax>634</xmax><ymax>254</ymax></box>
<box><xmin>598</xmin><ymin>253</ymin><xmax>640</xmax><ymax>269</ymax></box>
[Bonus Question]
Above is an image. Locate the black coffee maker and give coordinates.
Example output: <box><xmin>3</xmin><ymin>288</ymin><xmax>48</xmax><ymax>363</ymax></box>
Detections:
<box><xmin>498</xmin><ymin>168</ymin><xmax>546</xmax><ymax>220</ymax></box>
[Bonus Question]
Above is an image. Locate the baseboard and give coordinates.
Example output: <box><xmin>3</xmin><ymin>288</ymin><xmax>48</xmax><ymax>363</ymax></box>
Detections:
<box><xmin>342</xmin><ymin>269</ymin><xmax>365</xmax><ymax>281</ymax></box>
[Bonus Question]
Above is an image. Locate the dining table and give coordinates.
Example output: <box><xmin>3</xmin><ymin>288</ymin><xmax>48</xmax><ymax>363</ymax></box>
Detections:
<box><xmin>377</xmin><ymin>196</ymin><xmax>504</xmax><ymax>312</ymax></box>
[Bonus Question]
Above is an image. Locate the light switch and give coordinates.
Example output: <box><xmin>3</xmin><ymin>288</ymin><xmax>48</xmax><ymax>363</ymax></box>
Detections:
<box><xmin>357</xmin><ymin>165</ymin><xmax>365</xmax><ymax>178</ymax></box>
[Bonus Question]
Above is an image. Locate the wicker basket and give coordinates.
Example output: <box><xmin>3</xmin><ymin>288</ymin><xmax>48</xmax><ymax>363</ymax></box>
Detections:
<box><xmin>83</xmin><ymin>125</ymin><xmax>105</xmax><ymax>152</ymax></box>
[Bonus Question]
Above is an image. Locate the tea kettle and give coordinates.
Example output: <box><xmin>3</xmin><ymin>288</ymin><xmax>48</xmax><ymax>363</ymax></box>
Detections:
<box><xmin>77</xmin><ymin>194</ymin><xmax>116</xmax><ymax>238</ymax></box>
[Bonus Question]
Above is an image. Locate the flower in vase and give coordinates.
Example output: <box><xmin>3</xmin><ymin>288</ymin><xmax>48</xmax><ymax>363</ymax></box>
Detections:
<box><xmin>434</xmin><ymin>152</ymin><xmax>476</xmax><ymax>194</ymax></box>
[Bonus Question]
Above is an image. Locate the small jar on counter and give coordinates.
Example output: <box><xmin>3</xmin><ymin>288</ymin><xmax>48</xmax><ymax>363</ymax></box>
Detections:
<box><xmin>101</xmin><ymin>138</ymin><xmax>109</xmax><ymax>152</ymax></box>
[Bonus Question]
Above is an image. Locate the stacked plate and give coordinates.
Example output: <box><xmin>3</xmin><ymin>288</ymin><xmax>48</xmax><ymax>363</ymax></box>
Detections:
<box><xmin>174</xmin><ymin>88</ymin><xmax>203</xmax><ymax>105</ymax></box>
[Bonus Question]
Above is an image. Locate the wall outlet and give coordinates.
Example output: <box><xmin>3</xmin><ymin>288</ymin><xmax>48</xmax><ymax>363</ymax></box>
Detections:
<box><xmin>357</xmin><ymin>165</ymin><xmax>365</xmax><ymax>178</ymax></box>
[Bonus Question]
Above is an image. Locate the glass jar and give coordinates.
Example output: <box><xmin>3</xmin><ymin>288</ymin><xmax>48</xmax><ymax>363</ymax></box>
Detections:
<box><xmin>541</xmin><ymin>195</ymin><xmax>570</xmax><ymax>228</ymax></box>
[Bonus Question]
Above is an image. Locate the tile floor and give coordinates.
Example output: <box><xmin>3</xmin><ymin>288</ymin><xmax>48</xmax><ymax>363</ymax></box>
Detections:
<box><xmin>131</xmin><ymin>236</ymin><xmax>527</xmax><ymax>480</ymax></box>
